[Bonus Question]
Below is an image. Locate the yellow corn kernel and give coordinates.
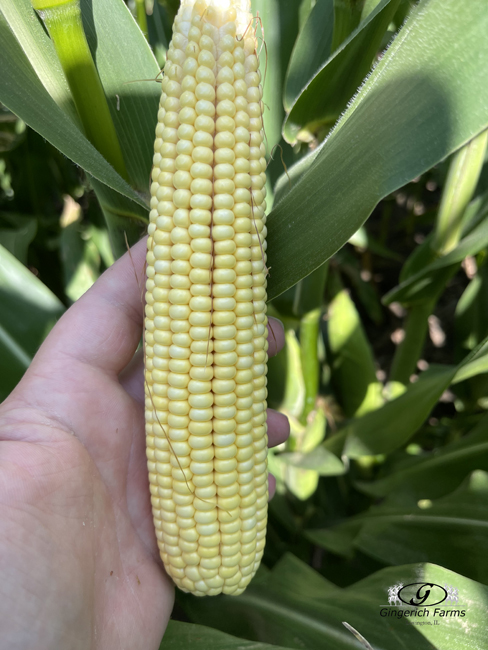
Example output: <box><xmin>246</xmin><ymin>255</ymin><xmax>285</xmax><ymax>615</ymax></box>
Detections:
<box><xmin>145</xmin><ymin>0</ymin><xmax>268</xmax><ymax>597</ymax></box>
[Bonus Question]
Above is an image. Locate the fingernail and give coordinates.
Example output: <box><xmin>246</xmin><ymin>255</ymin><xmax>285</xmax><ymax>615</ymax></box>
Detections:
<box><xmin>268</xmin><ymin>408</ymin><xmax>290</xmax><ymax>438</ymax></box>
<box><xmin>269</xmin><ymin>316</ymin><xmax>284</xmax><ymax>335</ymax></box>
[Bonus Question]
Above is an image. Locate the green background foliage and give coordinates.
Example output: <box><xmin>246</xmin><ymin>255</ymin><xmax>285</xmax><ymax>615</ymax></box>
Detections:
<box><xmin>1</xmin><ymin>0</ymin><xmax>488</xmax><ymax>647</ymax></box>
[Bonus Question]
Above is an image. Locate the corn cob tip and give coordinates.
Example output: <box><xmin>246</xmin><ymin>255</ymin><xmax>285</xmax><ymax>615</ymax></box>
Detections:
<box><xmin>177</xmin><ymin>0</ymin><xmax>253</xmax><ymax>35</ymax></box>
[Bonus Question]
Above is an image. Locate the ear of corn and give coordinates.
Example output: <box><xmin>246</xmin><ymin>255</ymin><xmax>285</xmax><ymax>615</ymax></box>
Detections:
<box><xmin>144</xmin><ymin>0</ymin><xmax>268</xmax><ymax>597</ymax></box>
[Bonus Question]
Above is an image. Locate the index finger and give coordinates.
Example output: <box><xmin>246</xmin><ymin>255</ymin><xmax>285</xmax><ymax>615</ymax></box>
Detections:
<box><xmin>37</xmin><ymin>236</ymin><xmax>147</xmax><ymax>375</ymax></box>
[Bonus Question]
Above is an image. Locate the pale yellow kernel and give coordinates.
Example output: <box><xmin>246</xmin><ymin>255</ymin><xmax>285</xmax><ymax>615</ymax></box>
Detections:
<box><xmin>192</xmin><ymin>146</ymin><xmax>213</xmax><ymax>164</ymax></box>
<box><xmin>214</xmin><ymin>149</ymin><xmax>235</xmax><ymax>167</ymax></box>
<box><xmin>179</xmin><ymin>107</ymin><xmax>197</xmax><ymax>126</ymax></box>
<box><xmin>189</xmin><ymin>326</ymin><xmax>211</xmax><ymax>341</ymax></box>
<box><xmin>212</xmin><ymin>311</ymin><xmax>235</xmax><ymax>326</ymax></box>
<box><xmin>171</xmin><ymin>243</ymin><xmax>192</xmax><ymax>261</ymax></box>
<box><xmin>214</xmin><ymin>406</ymin><xmax>237</xmax><ymax>421</ymax></box>
<box><xmin>213</xmin><ymin>225</ymin><xmax>235</xmax><ymax>241</ymax></box>
<box><xmin>213</xmin><ymin>419</ymin><xmax>236</xmax><ymax>434</ymax></box>
<box><xmin>165</xmin><ymin>80</ymin><xmax>181</xmax><ymax>98</ymax></box>
<box><xmin>213</xmin><ymin>195</ymin><xmax>234</xmax><ymax>212</ymax></box>
<box><xmin>169</xmin><ymin>275</ymin><xmax>191</xmax><ymax>289</ymax></box>
<box><xmin>214</xmin><ymin>240</ymin><xmax>236</xmax><ymax>255</ymax></box>
<box><xmin>235</xmin><ymin>158</ymin><xmax>251</xmax><ymax>174</ymax></box>
<box><xmin>189</xmin><ymin>407</ymin><xmax>213</xmax><ymax>422</ymax></box>
<box><xmin>175</xmin><ymin>144</ymin><xmax>193</xmax><ymax>163</ymax></box>
<box><xmin>195</xmin><ymin>115</ymin><xmax>215</xmax><ymax>134</ymax></box>
<box><xmin>191</xmin><ymin>161</ymin><xmax>213</xmax><ymax>179</ymax></box>
<box><xmin>190</xmin><ymin>178</ymin><xmax>213</xmax><ymax>195</ymax></box>
<box><xmin>188</xmin><ymin>25</ymin><xmax>201</xmax><ymax>41</ymax></box>
<box><xmin>217</xmin><ymin>66</ymin><xmax>234</xmax><ymax>84</ymax></box>
<box><xmin>187</xmin><ymin>211</ymin><xmax>209</xmax><ymax>228</ymax></box>
<box><xmin>175</xmin><ymin>155</ymin><xmax>192</xmax><ymax>172</ymax></box>
<box><xmin>217</xmin><ymin>99</ymin><xmax>236</xmax><ymax>118</ymax></box>
<box><xmin>188</xmin><ymin>418</ymin><xmax>213</xmax><ymax>435</ymax></box>
<box><xmin>193</xmin><ymin>130</ymin><xmax>213</xmax><ymax>148</ymax></box>
<box><xmin>214</xmin><ymin>338</ymin><xmax>236</xmax><ymax>354</ymax></box>
<box><xmin>191</xmin><ymin>238</ymin><xmax>212</xmax><ymax>254</ymax></box>
<box><xmin>188</xmin><ymin>392</ymin><xmax>213</xmax><ymax>409</ymax></box>
<box><xmin>234</xmin><ymin>173</ymin><xmax>251</xmax><ymax>189</ymax></box>
<box><xmin>170</xmin><ymin>320</ymin><xmax>190</xmax><ymax>334</ymax></box>
<box><xmin>215</xmin><ymin>131</ymin><xmax>235</xmax><ymax>149</ymax></box>
<box><xmin>186</xmin><ymin>225</ymin><xmax>209</xmax><ymax>240</ymax></box>
<box><xmin>172</xmin><ymin>332</ymin><xmax>192</xmax><ymax>347</ymax></box>
<box><xmin>182</xmin><ymin>58</ymin><xmax>198</xmax><ymax>80</ymax></box>
<box><xmin>198</xmin><ymin>34</ymin><xmax>214</xmax><ymax>52</ymax></box>
<box><xmin>197</xmin><ymin>49</ymin><xmax>215</xmax><ymax>68</ymax></box>
<box><xmin>214</xmin><ymin>163</ymin><xmax>235</xmax><ymax>180</ymax></box>
<box><xmin>220</xmin><ymin>33</ymin><xmax>235</xmax><ymax>52</ymax></box>
<box><xmin>194</xmin><ymin>508</ymin><xmax>218</xmax><ymax>525</ymax></box>
<box><xmin>173</xmin><ymin>171</ymin><xmax>192</xmax><ymax>190</ymax></box>
<box><xmin>216</xmin><ymin>116</ymin><xmax>235</xmax><ymax>133</ymax></box>
<box><xmin>195</xmin><ymin>521</ymin><xmax>220</xmax><ymax>540</ymax></box>
<box><xmin>189</xmin><ymin>252</ymin><xmax>212</xmax><ymax>269</ymax></box>
<box><xmin>195</xmin><ymin>79</ymin><xmax>216</xmax><ymax>102</ymax></box>
<box><xmin>191</xmin><ymin>445</ymin><xmax>214</xmax><ymax>463</ymax></box>
<box><xmin>196</xmin><ymin>99</ymin><xmax>216</xmax><ymax>118</ymax></box>
<box><xmin>235</xmin><ymin>142</ymin><xmax>250</xmax><ymax>159</ymax></box>
<box><xmin>232</xmin><ymin>61</ymin><xmax>245</xmax><ymax>80</ymax></box>
<box><xmin>218</xmin><ymin>51</ymin><xmax>234</xmax><ymax>68</ymax></box>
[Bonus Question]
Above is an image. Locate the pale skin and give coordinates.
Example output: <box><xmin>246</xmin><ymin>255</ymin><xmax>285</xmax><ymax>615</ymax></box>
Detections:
<box><xmin>0</xmin><ymin>237</ymin><xmax>289</xmax><ymax>650</ymax></box>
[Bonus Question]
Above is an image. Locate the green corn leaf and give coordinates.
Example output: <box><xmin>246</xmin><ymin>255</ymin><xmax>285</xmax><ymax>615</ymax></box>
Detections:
<box><xmin>455</xmin><ymin>262</ymin><xmax>488</xmax><ymax>357</ymax></box>
<box><xmin>161</xmin><ymin>621</ymin><xmax>294</xmax><ymax>650</ymax></box>
<box><xmin>283</xmin><ymin>0</ymin><xmax>335</xmax><ymax>111</ymax></box>
<box><xmin>343</xmin><ymin>337</ymin><xmax>488</xmax><ymax>457</ymax></box>
<box><xmin>327</xmin><ymin>289</ymin><xmax>383</xmax><ymax>417</ymax></box>
<box><xmin>267</xmin><ymin>0</ymin><xmax>488</xmax><ymax>300</ymax></box>
<box><xmin>0</xmin><ymin>212</ymin><xmax>37</xmax><ymax>264</ymax></box>
<box><xmin>0</xmin><ymin>0</ymin><xmax>160</xmax><ymax>202</ymax></box>
<box><xmin>281</xmin><ymin>329</ymin><xmax>305</xmax><ymax>420</ymax></box>
<box><xmin>178</xmin><ymin>551</ymin><xmax>488</xmax><ymax>650</ymax></box>
<box><xmin>352</xmin><ymin>471</ymin><xmax>488</xmax><ymax>584</ymax></box>
<box><xmin>384</xmin><ymin>199</ymin><xmax>488</xmax><ymax>305</ymax></box>
<box><xmin>250</xmin><ymin>0</ymin><xmax>301</xmax><ymax>152</ymax></box>
<box><xmin>278</xmin><ymin>446</ymin><xmax>345</xmax><ymax>476</ymax></box>
<box><xmin>79</xmin><ymin>0</ymin><xmax>160</xmax><ymax>193</ymax></box>
<box><xmin>283</xmin><ymin>0</ymin><xmax>400</xmax><ymax>144</ymax></box>
<box><xmin>0</xmin><ymin>0</ymin><xmax>78</xmax><ymax>124</ymax></box>
<box><xmin>357</xmin><ymin>414</ymin><xmax>488</xmax><ymax>499</ymax></box>
<box><xmin>0</xmin><ymin>243</ymin><xmax>65</xmax><ymax>399</ymax></box>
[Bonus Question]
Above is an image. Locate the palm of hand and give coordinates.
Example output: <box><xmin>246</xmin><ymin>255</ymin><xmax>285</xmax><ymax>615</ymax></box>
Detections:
<box><xmin>0</xmin><ymin>239</ymin><xmax>288</xmax><ymax>650</ymax></box>
<box><xmin>0</xmin><ymin>346</ymin><xmax>172</xmax><ymax>649</ymax></box>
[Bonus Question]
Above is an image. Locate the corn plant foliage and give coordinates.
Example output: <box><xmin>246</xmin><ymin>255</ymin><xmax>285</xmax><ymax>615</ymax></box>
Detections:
<box><xmin>267</xmin><ymin>0</ymin><xmax>488</xmax><ymax>300</ymax></box>
<box><xmin>0</xmin><ymin>0</ymin><xmax>156</xmax><ymax>206</ymax></box>
<box><xmin>1</xmin><ymin>0</ymin><xmax>487</xmax><ymax>298</ymax></box>
<box><xmin>161</xmin><ymin>621</ymin><xmax>293</xmax><ymax>650</ymax></box>
<box><xmin>283</xmin><ymin>0</ymin><xmax>334</xmax><ymax>112</ymax></box>
<box><xmin>342</xmin><ymin>338</ymin><xmax>488</xmax><ymax>458</ymax></box>
<box><xmin>249</xmin><ymin>0</ymin><xmax>306</xmax><ymax>193</ymax></box>
<box><xmin>327</xmin><ymin>288</ymin><xmax>382</xmax><ymax>418</ymax></box>
<box><xmin>357</xmin><ymin>414</ymin><xmax>488</xmax><ymax>499</ymax></box>
<box><xmin>384</xmin><ymin>193</ymin><xmax>488</xmax><ymax>305</ymax></box>
<box><xmin>283</xmin><ymin>0</ymin><xmax>400</xmax><ymax>143</ymax></box>
<box><xmin>0</xmin><ymin>244</ymin><xmax>64</xmax><ymax>400</ymax></box>
<box><xmin>178</xmin><ymin>552</ymin><xmax>488</xmax><ymax>650</ymax></box>
<box><xmin>311</xmin><ymin>471</ymin><xmax>488</xmax><ymax>584</ymax></box>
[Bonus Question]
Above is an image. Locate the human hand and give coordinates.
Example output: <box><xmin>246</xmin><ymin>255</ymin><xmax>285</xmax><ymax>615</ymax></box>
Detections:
<box><xmin>0</xmin><ymin>238</ymin><xmax>289</xmax><ymax>650</ymax></box>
